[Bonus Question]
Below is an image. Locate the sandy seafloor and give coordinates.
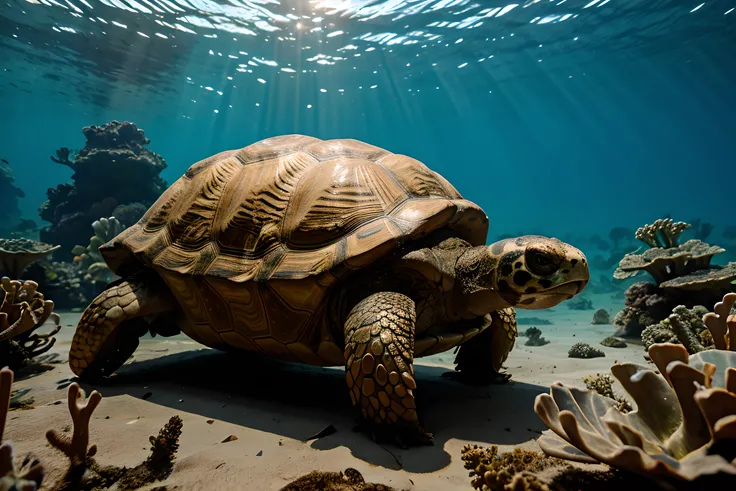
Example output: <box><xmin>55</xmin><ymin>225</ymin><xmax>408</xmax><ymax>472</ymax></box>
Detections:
<box><xmin>6</xmin><ymin>292</ymin><xmax>644</xmax><ymax>490</ymax></box>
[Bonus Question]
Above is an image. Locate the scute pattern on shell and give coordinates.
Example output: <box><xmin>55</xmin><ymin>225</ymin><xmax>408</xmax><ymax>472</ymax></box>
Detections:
<box><xmin>104</xmin><ymin>135</ymin><xmax>488</xmax><ymax>283</ymax></box>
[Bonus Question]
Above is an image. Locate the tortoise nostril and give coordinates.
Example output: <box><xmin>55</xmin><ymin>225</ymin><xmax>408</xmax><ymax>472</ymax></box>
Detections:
<box><xmin>571</xmin><ymin>259</ymin><xmax>578</xmax><ymax>267</ymax></box>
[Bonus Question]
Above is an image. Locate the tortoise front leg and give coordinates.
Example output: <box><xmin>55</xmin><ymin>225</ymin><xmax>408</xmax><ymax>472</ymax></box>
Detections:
<box><xmin>69</xmin><ymin>272</ymin><xmax>177</xmax><ymax>380</ymax></box>
<box><xmin>450</xmin><ymin>308</ymin><xmax>517</xmax><ymax>385</ymax></box>
<box><xmin>344</xmin><ymin>292</ymin><xmax>433</xmax><ymax>447</ymax></box>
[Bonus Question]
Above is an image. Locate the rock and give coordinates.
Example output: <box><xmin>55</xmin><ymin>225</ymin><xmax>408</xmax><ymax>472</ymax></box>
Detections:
<box><xmin>600</xmin><ymin>336</ymin><xmax>627</xmax><ymax>348</ymax></box>
<box><xmin>592</xmin><ymin>309</ymin><xmax>610</xmax><ymax>325</ymax></box>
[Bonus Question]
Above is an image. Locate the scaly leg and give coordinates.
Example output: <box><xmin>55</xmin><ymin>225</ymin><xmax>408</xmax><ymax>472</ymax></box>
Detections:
<box><xmin>69</xmin><ymin>272</ymin><xmax>177</xmax><ymax>379</ymax></box>
<box><xmin>344</xmin><ymin>292</ymin><xmax>433</xmax><ymax>447</ymax></box>
<box><xmin>451</xmin><ymin>308</ymin><xmax>517</xmax><ymax>385</ymax></box>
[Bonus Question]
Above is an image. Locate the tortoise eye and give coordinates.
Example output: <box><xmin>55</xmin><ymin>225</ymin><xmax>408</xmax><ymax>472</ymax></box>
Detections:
<box><xmin>526</xmin><ymin>249</ymin><xmax>559</xmax><ymax>276</ymax></box>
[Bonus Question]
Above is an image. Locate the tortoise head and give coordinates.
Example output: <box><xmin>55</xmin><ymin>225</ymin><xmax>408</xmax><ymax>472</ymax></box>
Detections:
<box><xmin>457</xmin><ymin>236</ymin><xmax>589</xmax><ymax>313</ymax></box>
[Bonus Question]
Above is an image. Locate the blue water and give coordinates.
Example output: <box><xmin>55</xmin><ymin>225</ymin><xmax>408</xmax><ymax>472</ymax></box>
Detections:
<box><xmin>1</xmin><ymin>0</ymin><xmax>735</xmax><ymax>244</ymax></box>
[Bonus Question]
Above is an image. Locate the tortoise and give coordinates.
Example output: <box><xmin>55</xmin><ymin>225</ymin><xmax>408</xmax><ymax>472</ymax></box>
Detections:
<box><xmin>69</xmin><ymin>135</ymin><xmax>589</xmax><ymax>445</ymax></box>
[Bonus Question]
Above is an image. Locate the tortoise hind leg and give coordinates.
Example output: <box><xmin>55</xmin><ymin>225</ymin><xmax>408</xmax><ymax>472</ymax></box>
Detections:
<box><xmin>449</xmin><ymin>308</ymin><xmax>518</xmax><ymax>385</ymax></box>
<box><xmin>69</xmin><ymin>272</ymin><xmax>177</xmax><ymax>379</ymax></box>
<box><xmin>344</xmin><ymin>292</ymin><xmax>433</xmax><ymax>447</ymax></box>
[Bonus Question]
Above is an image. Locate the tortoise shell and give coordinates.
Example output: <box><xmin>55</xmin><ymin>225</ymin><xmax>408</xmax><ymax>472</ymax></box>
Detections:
<box><xmin>103</xmin><ymin>135</ymin><xmax>489</xmax><ymax>365</ymax></box>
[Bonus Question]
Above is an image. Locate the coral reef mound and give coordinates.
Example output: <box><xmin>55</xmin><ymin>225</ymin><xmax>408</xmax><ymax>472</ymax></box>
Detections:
<box><xmin>568</xmin><ymin>343</ymin><xmax>605</xmax><ymax>359</ymax></box>
<box><xmin>40</xmin><ymin>121</ymin><xmax>166</xmax><ymax>261</ymax></box>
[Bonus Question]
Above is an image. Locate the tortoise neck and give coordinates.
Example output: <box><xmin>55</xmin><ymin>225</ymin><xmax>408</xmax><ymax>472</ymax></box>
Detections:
<box><xmin>460</xmin><ymin>289</ymin><xmax>509</xmax><ymax>317</ymax></box>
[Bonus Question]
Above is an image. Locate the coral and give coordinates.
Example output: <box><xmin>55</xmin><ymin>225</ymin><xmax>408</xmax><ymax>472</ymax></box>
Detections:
<box><xmin>634</xmin><ymin>218</ymin><xmax>690</xmax><ymax>249</ymax></box>
<box><xmin>0</xmin><ymin>278</ymin><xmax>61</xmax><ymax>370</ymax></box>
<box><xmin>40</xmin><ymin>121</ymin><xmax>167</xmax><ymax>261</ymax></box>
<box><xmin>612</xmin><ymin>281</ymin><xmax>682</xmax><ymax>338</ymax></box>
<box><xmin>582</xmin><ymin>373</ymin><xmax>632</xmax><ymax>413</ymax></box>
<box><xmin>599</xmin><ymin>336</ymin><xmax>626</xmax><ymax>348</ymax></box>
<box><xmin>461</xmin><ymin>444</ymin><xmax>566</xmax><ymax>491</ymax></box>
<box><xmin>535</xmin><ymin>342</ymin><xmax>736</xmax><ymax>482</ymax></box>
<box><xmin>641</xmin><ymin>305</ymin><xmax>710</xmax><ymax>353</ymax></box>
<box><xmin>659</xmin><ymin>262</ymin><xmax>736</xmax><ymax>291</ymax></box>
<box><xmin>22</xmin><ymin>261</ymin><xmax>87</xmax><ymax>310</ymax></box>
<box><xmin>592</xmin><ymin>309</ymin><xmax>610</xmax><ymax>325</ymax></box>
<box><xmin>566</xmin><ymin>297</ymin><xmax>593</xmax><ymax>311</ymax></box>
<box><xmin>615</xmin><ymin>239</ymin><xmax>724</xmax><ymax>284</ymax></box>
<box><xmin>0</xmin><ymin>160</ymin><xmax>25</xmax><ymax>237</ymax></box>
<box><xmin>46</xmin><ymin>383</ymin><xmax>102</xmax><ymax>468</ymax></box>
<box><xmin>461</xmin><ymin>443</ymin><xmax>642</xmax><ymax>491</ymax></box>
<box><xmin>72</xmin><ymin>217</ymin><xmax>123</xmax><ymax>286</ymax></box>
<box><xmin>0</xmin><ymin>367</ymin><xmax>45</xmax><ymax>490</ymax></box>
<box><xmin>568</xmin><ymin>343</ymin><xmax>605</xmax><ymax>359</ymax></box>
<box><xmin>703</xmin><ymin>293</ymin><xmax>736</xmax><ymax>350</ymax></box>
<box><xmin>47</xmin><ymin>384</ymin><xmax>183</xmax><ymax>491</ymax></box>
<box><xmin>522</xmin><ymin>327</ymin><xmax>550</xmax><ymax>347</ymax></box>
<box><xmin>0</xmin><ymin>239</ymin><xmax>60</xmax><ymax>280</ymax></box>
<box><xmin>280</xmin><ymin>468</ymin><xmax>396</xmax><ymax>491</ymax></box>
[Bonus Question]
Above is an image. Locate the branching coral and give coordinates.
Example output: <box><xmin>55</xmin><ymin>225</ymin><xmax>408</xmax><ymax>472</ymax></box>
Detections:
<box><xmin>0</xmin><ymin>278</ymin><xmax>60</xmax><ymax>370</ymax></box>
<box><xmin>535</xmin><ymin>295</ymin><xmax>736</xmax><ymax>483</ymax></box>
<box><xmin>568</xmin><ymin>343</ymin><xmax>604</xmax><ymax>359</ymax></box>
<box><xmin>0</xmin><ymin>367</ymin><xmax>45</xmax><ymax>491</ymax></box>
<box><xmin>0</xmin><ymin>239</ymin><xmax>60</xmax><ymax>280</ymax></box>
<box><xmin>634</xmin><ymin>218</ymin><xmax>691</xmax><ymax>249</ymax></box>
<box><xmin>46</xmin><ymin>383</ymin><xmax>102</xmax><ymax>469</ymax></box>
